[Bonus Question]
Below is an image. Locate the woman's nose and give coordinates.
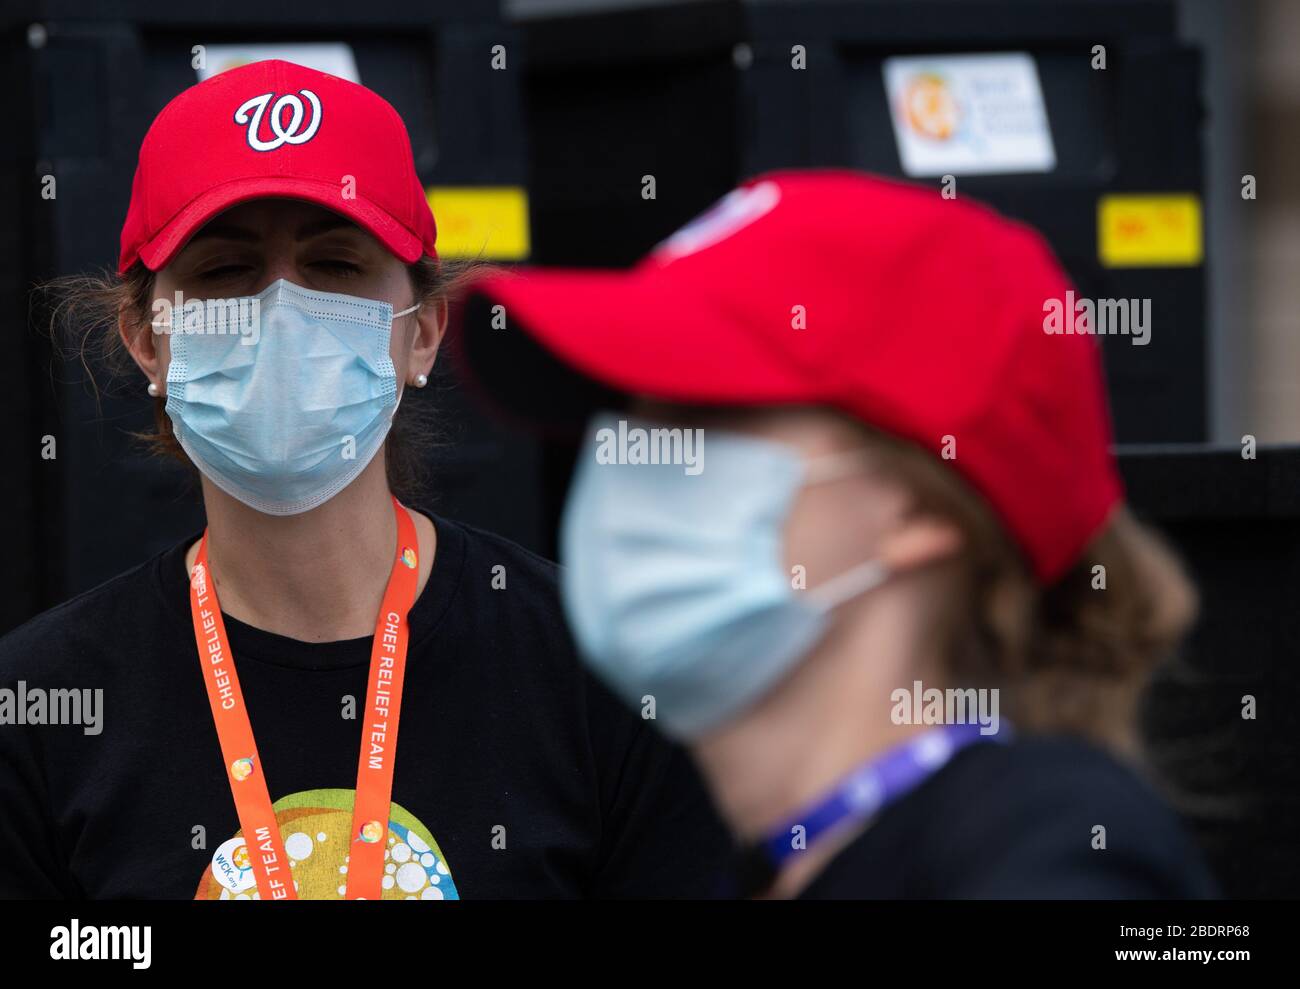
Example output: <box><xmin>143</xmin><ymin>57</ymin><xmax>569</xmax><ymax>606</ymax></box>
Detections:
<box><xmin>250</xmin><ymin>252</ymin><xmax>305</xmax><ymax>295</ymax></box>
<box><xmin>254</xmin><ymin>270</ymin><xmax>296</xmax><ymax>294</ymax></box>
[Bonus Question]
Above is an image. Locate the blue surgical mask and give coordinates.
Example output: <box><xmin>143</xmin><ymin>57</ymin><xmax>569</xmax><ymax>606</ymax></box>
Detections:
<box><xmin>164</xmin><ymin>278</ymin><xmax>418</xmax><ymax>515</ymax></box>
<box><xmin>560</xmin><ymin>412</ymin><xmax>889</xmax><ymax>740</ymax></box>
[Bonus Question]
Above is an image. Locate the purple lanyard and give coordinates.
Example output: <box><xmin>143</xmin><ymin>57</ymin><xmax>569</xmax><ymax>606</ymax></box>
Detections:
<box><xmin>759</xmin><ymin>722</ymin><xmax>1009</xmax><ymax>869</ymax></box>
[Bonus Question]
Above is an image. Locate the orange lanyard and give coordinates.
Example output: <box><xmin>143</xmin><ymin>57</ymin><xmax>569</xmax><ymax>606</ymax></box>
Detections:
<box><xmin>187</xmin><ymin>496</ymin><xmax>420</xmax><ymax>900</ymax></box>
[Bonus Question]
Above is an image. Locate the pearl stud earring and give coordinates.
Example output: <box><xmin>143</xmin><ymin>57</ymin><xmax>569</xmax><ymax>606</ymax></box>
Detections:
<box><xmin>414</xmin><ymin>373</ymin><xmax>428</xmax><ymax>388</ymax></box>
<box><xmin>147</xmin><ymin>382</ymin><xmax>161</xmax><ymax>397</ymax></box>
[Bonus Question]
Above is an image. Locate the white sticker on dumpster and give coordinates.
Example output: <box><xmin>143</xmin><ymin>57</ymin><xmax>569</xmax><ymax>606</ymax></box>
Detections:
<box><xmin>882</xmin><ymin>52</ymin><xmax>1055</xmax><ymax>176</ymax></box>
<box><xmin>197</xmin><ymin>44</ymin><xmax>361</xmax><ymax>84</ymax></box>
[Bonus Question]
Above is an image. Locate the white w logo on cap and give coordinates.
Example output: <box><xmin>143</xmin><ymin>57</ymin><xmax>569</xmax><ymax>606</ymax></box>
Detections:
<box><xmin>234</xmin><ymin>90</ymin><xmax>322</xmax><ymax>152</ymax></box>
<box><xmin>653</xmin><ymin>181</ymin><xmax>781</xmax><ymax>263</ymax></box>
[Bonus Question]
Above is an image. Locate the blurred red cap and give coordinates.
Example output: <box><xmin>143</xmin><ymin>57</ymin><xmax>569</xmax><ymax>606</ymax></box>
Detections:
<box><xmin>461</xmin><ymin>170</ymin><xmax>1123</xmax><ymax>583</ymax></box>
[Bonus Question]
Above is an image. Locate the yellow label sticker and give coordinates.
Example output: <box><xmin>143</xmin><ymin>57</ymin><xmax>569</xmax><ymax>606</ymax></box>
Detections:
<box><xmin>1097</xmin><ymin>193</ymin><xmax>1202</xmax><ymax>267</ymax></box>
<box><xmin>425</xmin><ymin>186</ymin><xmax>530</xmax><ymax>261</ymax></box>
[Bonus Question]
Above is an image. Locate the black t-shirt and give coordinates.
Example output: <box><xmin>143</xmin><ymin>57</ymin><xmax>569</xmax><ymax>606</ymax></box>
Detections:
<box><xmin>795</xmin><ymin>735</ymin><xmax>1218</xmax><ymax>899</ymax></box>
<box><xmin>0</xmin><ymin>511</ymin><xmax>734</xmax><ymax>899</ymax></box>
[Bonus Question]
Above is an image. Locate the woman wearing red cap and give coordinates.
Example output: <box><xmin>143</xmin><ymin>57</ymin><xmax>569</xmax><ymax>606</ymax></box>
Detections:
<box><xmin>0</xmin><ymin>61</ymin><xmax>731</xmax><ymax>899</ymax></box>
<box><xmin>461</xmin><ymin>171</ymin><xmax>1218</xmax><ymax>898</ymax></box>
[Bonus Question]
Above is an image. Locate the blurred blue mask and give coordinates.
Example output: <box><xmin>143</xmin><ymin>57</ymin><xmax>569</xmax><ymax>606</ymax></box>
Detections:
<box><xmin>560</xmin><ymin>412</ymin><xmax>889</xmax><ymax>739</ymax></box>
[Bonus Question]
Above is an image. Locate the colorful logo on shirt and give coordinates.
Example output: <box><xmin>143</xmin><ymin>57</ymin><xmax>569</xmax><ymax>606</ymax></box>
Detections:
<box><xmin>194</xmin><ymin>788</ymin><xmax>458</xmax><ymax>900</ymax></box>
<box><xmin>230</xmin><ymin>757</ymin><xmax>254</xmax><ymax>782</ymax></box>
<box><xmin>357</xmin><ymin>819</ymin><xmax>384</xmax><ymax>843</ymax></box>
<box><xmin>211</xmin><ymin>836</ymin><xmax>256</xmax><ymax>893</ymax></box>
<box><xmin>400</xmin><ymin>547</ymin><xmax>417</xmax><ymax>569</ymax></box>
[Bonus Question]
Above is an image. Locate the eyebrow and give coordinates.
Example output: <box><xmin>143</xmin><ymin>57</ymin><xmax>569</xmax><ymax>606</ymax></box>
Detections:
<box><xmin>187</xmin><ymin>223</ymin><xmax>259</xmax><ymax>244</ymax></box>
<box><xmin>185</xmin><ymin>213</ymin><xmax>362</xmax><ymax>246</ymax></box>
<box><xmin>296</xmin><ymin>214</ymin><xmax>360</xmax><ymax>240</ymax></box>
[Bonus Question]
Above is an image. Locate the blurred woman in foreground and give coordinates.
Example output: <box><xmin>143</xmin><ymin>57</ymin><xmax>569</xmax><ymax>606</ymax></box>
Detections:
<box><xmin>460</xmin><ymin>170</ymin><xmax>1218</xmax><ymax>898</ymax></box>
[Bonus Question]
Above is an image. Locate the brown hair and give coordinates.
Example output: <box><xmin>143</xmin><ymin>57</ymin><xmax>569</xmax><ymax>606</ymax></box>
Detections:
<box><xmin>864</xmin><ymin>427</ymin><xmax>1197</xmax><ymax>758</ymax></box>
<box><xmin>43</xmin><ymin>256</ymin><xmax>479</xmax><ymax>505</ymax></box>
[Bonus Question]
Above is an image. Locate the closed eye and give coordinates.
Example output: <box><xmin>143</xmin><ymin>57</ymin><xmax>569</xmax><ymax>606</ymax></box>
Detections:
<box><xmin>310</xmin><ymin>259</ymin><xmax>362</xmax><ymax>278</ymax></box>
<box><xmin>197</xmin><ymin>264</ymin><xmax>255</xmax><ymax>282</ymax></box>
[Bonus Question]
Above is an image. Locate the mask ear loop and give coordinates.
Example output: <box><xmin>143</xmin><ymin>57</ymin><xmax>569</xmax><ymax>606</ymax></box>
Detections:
<box><xmin>797</xmin><ymin>448</ymin><xmax>891</xmax><ymax>609</ymax></box>
<box><xmin>390</xmin><ymin>303</ymin><xmax>424</xmax><ymax>414</ymax></box>
<box><xmin>805</xmin><ymin>559</ymin><xmax>889</xmax><ymax>610</ymax></box>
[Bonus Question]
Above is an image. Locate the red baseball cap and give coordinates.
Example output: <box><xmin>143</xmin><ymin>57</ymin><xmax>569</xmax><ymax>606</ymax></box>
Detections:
<box><xmin>459</xmin><ymin>170</ymin><xmax>1123</xmax><ymax>583</ymax></box>
<box><xmin>118</xmin><ymin>59</ymin><xmax>437</xmax><ymax>275</ymax></box>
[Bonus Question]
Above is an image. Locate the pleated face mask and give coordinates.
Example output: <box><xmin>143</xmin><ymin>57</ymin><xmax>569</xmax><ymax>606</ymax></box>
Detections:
<box><xmin>164</xmin><ymin>279</ymin><xmax>417</xmax><ymax>515</ymax></box>
<box><xmin>560</xmin><ymin>412</ymin><xmax>891</xmax><ymax>740</ymax></box>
